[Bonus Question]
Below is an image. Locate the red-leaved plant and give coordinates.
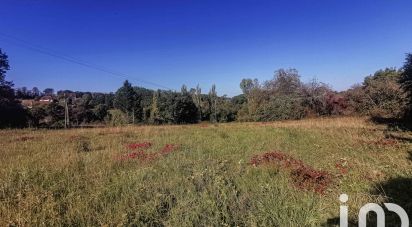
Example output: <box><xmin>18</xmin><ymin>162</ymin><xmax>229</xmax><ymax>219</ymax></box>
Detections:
<box><xmin>126</xmin><ymin>142</ymin><xmax>152</xmax><ymax>150</ymax></box>
<box><xmin>116</xmin><ymin>142</ymin><xmax>179</xmax><ymax>162</ymax></box>
<box><xmin>250</xmin><ymin>151</ymin><xmax>332</xmax><ymax>194</ymax></box>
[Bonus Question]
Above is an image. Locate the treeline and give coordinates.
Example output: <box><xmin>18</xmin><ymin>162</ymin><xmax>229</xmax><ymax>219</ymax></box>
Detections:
<box><xmin>237</xmin><ymin>67</ymin><xmax>408</xmax><ymax>121</ymax></box>
<box><xmin>0</xmin><ymin>47</ymin><xmax>411</xmax><ymax>128</ymax></box>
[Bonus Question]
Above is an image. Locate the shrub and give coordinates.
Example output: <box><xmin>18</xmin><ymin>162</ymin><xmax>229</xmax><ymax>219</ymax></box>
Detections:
<box><xmin>250</xmin><ymin>151</ymin><xmax>332</xmax><ymax>194</ymax></box>
<box><xmin>106</xmin><ymin>109</ymin><xmax>129</xmax><ymax>126</ymax></box>
<box><xmin>255</xmin><ymin>95</ymin><xmax>306</xmax><ymax>121</ymax></box>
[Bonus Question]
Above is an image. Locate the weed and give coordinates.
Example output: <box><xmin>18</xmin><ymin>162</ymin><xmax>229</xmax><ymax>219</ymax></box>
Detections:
<box><xmin>75</xmin><ymin>138</ymin><xmax>92</xmax><ymax>152</ymax></box>
<box><xmin>250</xmin><ymin>151</ymin><xmax>333</xmax><ymax>194</ymax></box>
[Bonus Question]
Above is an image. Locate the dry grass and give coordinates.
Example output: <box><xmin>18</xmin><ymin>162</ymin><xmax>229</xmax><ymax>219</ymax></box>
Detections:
<box><xmin>0</xmin><ymin>117</ymin><xmax>411</xmax><ymax>226</ymax></box>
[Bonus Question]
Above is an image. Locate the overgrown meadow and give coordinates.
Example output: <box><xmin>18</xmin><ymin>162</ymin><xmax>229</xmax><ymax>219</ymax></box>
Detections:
<box><xmin>1</xmin><ymin>117</ymin><xmax>411</xmax><ymax>226</ymax></box>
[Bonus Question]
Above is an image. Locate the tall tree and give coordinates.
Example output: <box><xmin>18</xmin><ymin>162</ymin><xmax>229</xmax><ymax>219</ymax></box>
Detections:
<box><xmin>43</xmin><ymin>88</ymin><xmax>54</xmax><ymax>96</ymax></box>
<box><xmin>266</xmin><ymin>68</ymin><xmax>302</xmax><ymax>96</ymax></box>
<box><xmin>193</xmin><ymin>84</ymin><xmax>202</xmax><ymax>121</ymax></box>
<box><xmin>0</xmin><ymin>49</ymin><xmax>13</xmax><ymax>100</ymax></box>
<box><xmin>173</xmin><ymin>92</ymin><xmax>198</xmax><ymax>124</ymax></box>
<box><xmin>181</xmin><ymin>84</ymin><xmax>188</xmax><ymax>95</ymax></box>
<box><xmin>0</xmin><ymin>49</ymin><xmax>27</xmax><ymax>128</ymax></box>
<box><xmin>240</xmin><ymin>78</ymin><xmax>259</xmax><ymax>96</ymax></box>
<box><xmin>114</xmin><ymin>80</ymin><xmax>140</xmax><ymax>123</ymax></box>
<box><xmin>400</xmin><ymin>53</ymin><xmax>412</xmax><ymax>116</ymax></box>
<box><xmin>31</xmin><ymin>87</ymin><xmax>40</xmax><ymax>97</ymax></box>
<box><xmin>149</xmin><ymin>90</ymin><xmax>161</xmax><ymax>124</ymax></box>
<box><xmin>209</xmin><ymin>84</ymin><xmax>217</xmax><ymax>122</ymax></box>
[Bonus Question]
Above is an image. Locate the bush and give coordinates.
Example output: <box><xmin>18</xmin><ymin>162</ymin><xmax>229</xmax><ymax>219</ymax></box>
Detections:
<box><xmin>255</xmin><ymin>95</ymin><xmax>306</xmax><ymax>121</ymax></box>
<box><xmin>106</xmin><ymin>109</ymin><xmax>129</xmax><ymax>126</ymax></box>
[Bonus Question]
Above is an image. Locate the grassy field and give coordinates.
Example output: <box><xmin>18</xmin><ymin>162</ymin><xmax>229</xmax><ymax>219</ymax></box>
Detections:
<box><xmin>1</xmin><ymin>117</ymin><xmax>411</xmax><ymax>226</ymax></box>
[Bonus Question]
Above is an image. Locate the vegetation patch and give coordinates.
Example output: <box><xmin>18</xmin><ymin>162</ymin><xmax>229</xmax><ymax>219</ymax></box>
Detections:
<box><xmin>73</xmin><ymin>136</ymin><xmax>92</xmax><ymax>152</ymax></box>
<box><xmin>116</xmin><ymin>142</ymin><xmax>179</xmax><ymax>162</ymax></box>
<box><xmin>335</xmin><ymin>158</ymin><xmax>351</xmax><ymax>175</ymax></box>
<box><xmin>14</xmin><ymin>135</ymin><xmax>36</xmax><ymax>142</ymax></box>
<box><xmin>76</xmin><ymin>139</ymin><xmax>92</xmax><ymax>152</ymax></box>
<box><xmin>126</xmin><ymin>142</ymin><xmax>152</xmax><ymax>150</ymax></box>
<box><xmin>250</xmin><ymin>151</ymin><xmax>333</xmax><ymax>194</ymax></box>
<box><xmin>359</xmin><ymin>138</ymin><xmax>400</xmax><ymax>147</ymax></box>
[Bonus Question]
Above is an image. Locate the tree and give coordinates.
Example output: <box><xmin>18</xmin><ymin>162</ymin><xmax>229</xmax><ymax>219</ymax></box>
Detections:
<box><xmin>365</xmin><ymin>69</ymin><xmax>405</xmax><ymax>117</ymax></box>
<box><xmin>0</xmin><ymin>49</ymin><xmax>13</xmax><ymax>100</ymax></box>
<box><xmin>240</xmin><ymin>78</ymin><xmax>259</xmax><ymax>95</ymax></box>
<box><xmin>16</xmin><ymin>86</ymin><xmax>32</xmax><ymax>99</ymax></box>
<box><xmin>181</xmin><ymin>84</ymin><xmax>188</xmax><ymax>95</ymax></box>
<box><xmin>45</xmin><ymin>102</ymin><xmax>65</xmax><ymax>128</ymax></box>
<box><xmin>400</xmin><ymin>53</ymin><xmax>412</xmax><ymax>117</ymax></box>
<box><xmin>238</xmin><ymin>69</ymin><xmax>306</xmax><ymax>122</ymax></box>
<box><xmin>301</xmin><ymin>78</ymin><xmax>341</xmax><ymax>116</ymax></box>
<box><xmin>191</xmin><ymin>84</ymin><xmax>202</xmax><ymax>121</ymax></box>
<box><xmin>255</xmin><ymin>95</ymin><xmax>306</xmax><ymax>121</ymax></box>
<box><xmin>0</xmin><ymin>49</ymin><xmax>27</xmax><ymax>128</ymax></box>
<box><xmin>173</xmin><ymin>92</ymin><xmax>198</xmax><ymax>124</ymax></box>
<box><xmin>265</xmin><ymin>68</ymin><xmax>302</xmax><ymax>96</ymax></box>
<box><xmin>149</xmin><ymin>90</ymin><xmax>161</xmax><ymax>124</ymax></box>
<box><xmin>31</xmin><ymin>87</ymin><xmax>40</xmax><ymax>97</ymax></box>
<box><xmin>93</xmin><ymin>104</ymin><xmax>108</xmax><ymax>121</ymax></box>
<box><xmin>209</xmin><ymin>84</ymin><xmax>217</xmax><ymax>122</ymax></box>
<box><xmin>28</xmin><ymin>105</ymin><xmax>47</xmax><ymax>127</ymax></box>
<box><xmin>114</xmin><ymin>80</ymin><xmax>141</xmax><ymax>123</ymax></box>
<box><xmin>43</xmin><ymin>88</ymin><xmax>54</xmax><ymax>96</ymax></box>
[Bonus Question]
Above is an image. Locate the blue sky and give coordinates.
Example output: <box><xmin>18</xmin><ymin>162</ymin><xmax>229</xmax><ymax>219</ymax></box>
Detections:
<box><xmin>1</xmin><ymin>0</ymin><xmax>411</xmax><ymax>96</ymax></box>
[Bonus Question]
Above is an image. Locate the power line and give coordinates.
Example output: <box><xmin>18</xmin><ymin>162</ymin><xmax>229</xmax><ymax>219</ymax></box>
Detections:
<box><xmin>0</xmin><ymin>32</ymin><xmax>173</xmax><ymax>90</ymax></box>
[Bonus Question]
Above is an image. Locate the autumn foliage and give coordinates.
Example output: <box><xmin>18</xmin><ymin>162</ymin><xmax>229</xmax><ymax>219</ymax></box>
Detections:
<box><xmin>117</xmin><ymin>142</ymin><xmax>179</xmax><ymax>162</ymax></box>
<box><xmin>250</xmin><ymin>151</ymin><xmax>332</xmax><ymax>194</ymax></box>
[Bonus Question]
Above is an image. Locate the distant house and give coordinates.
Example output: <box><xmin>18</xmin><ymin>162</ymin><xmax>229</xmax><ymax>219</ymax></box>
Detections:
<box><xmin>21</xmin><ymin>99</ymin><xmax>34</xmax><ymax>109</ymax></box>
<box><xmin>39</xmin><ymin>96</ymin><xmax>54</xmax><ymax>103</ymax></box>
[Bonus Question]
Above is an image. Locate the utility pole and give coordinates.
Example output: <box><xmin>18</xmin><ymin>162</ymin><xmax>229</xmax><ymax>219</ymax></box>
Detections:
<box><xmin>132</xmin><ymin>108</ymin><xmax>135</xmax><ymax>124</ymax></box>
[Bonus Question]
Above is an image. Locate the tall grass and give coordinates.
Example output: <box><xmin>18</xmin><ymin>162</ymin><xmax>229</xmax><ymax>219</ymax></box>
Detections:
<box><xmin>0</xmin><ymin>117</ymin><xmax>411</xmax><ymax>226</ymax></box>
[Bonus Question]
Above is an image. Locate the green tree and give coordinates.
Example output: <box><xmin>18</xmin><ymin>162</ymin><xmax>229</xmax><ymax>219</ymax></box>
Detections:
<box><xmin>93</xmin><ymin>104</ymin><xmax>108</xmax><ymax>121</ymax></box>
<box><xmin>173</xmin><ymin>92</ymin><xmax>198</xmax><ymax>124</ymax></box>
<box><xmin>0</xmin><ymin>49</ymin><xmax>28</xmax><ymax>128</ymax></box>
<box><xmin>364</xmin><ymin>68</ymin><xmax>405</xmax><ymax>117</ymax></box>
<box><xmin>191</xmin><ymin>84</ymin><xmax>202</xmax><ymax>121</ymax></box>
<box><xmin>209</xmin><ymin>84</ymin><xmax>217</xmax><ymax>122</ymax></box>
<box><xmin>114</xmin><ymin>80</ymin><xmax>141</xmax><ymax>123</ymax></box>
<box><xmin>43</xmin><ymin>88</ymin><xmax>54</xmax><ymax>96</ymax></box>
<box><xmin>400</xmin><ymin>53</ymin><xmax>412</xmax><ymax>116</ymax></box>
<box><xmin>240</xmin><ymin>78</ymin><xmax>259</xmax><ymax>96</ymax></box>
<box><xmin>149</xmin><ymin>90</ymin><xmax>161</xmax><ymax>124</ymax></box>
<box><xmin>107</xmin><ymin>109</ymin><xmax>128</xmax><ymax>126</ymax></box>
<box><xmin>266</xmin><ymin>69</ymin><xmax>302</xmax><ymax>96</ymax></box>
<box><xmin>45</xmin><ymin>102</ymin><xmax>65</xmax><ymax>128</ymax></box>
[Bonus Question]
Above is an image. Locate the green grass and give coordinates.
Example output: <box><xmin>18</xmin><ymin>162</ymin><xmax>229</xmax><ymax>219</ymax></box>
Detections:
<box><xmin>0</xmin><ymin>117</ymin><xmax>411</xmax><ymax>226</ymax></box>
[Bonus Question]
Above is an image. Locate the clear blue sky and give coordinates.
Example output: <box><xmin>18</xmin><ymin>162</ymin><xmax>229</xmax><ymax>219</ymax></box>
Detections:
<box><xmin>1</xmin><ymin>0</ymin><xmax>411</xmax><ymax>96</ymax></box>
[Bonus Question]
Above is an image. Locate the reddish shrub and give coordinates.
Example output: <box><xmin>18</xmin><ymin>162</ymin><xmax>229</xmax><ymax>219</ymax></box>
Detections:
<box><xmin>117</xmin><ymin>143</ymin><xmax>179</xmax><ymax>162</ymax></box>
<box><xmin>359</xmin><ymin>138</ymin><xmax>399</xmax><ymax>147</ymax></box>
<box><xmin>15</xmin><ymin>136</ymin><xmax>36</xmax><ymax>142</ymax></box>
<box><xmin>160</xmin><ymin>144</ymin><xmax>179</xmax><ymax>155</ymax></box>
<box><xmin>335</xmin><ymin>158</ymin><xmax>350</xmax><ymax>175</ymax></box>
<box><xmin>116</xmin><ymin>150</ymin><xmax>159</xmax><ymax>162</ymax></box>
<box><xmin>250</xmin><ymin>151</ymin><xmax>303</xmax><ymax>169</ymax></box>
<box><xmin>291</xmin><ymin>165</ymin><xmax>332</xmax><ymax>194</ymax></box>
<box><xmin>374</xmin><ymin>138</ymin><xmax>398</xmax><ymax>146</ymax></box>
<box><xmin>126</xmin><ymin>142</ymin><xmax>152</xmax><ymax>150</ymax></box>
<box><xmin>250</xmin><ymin>151</ymin><xmax>333</xmax><ymax>194</ymax></box>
